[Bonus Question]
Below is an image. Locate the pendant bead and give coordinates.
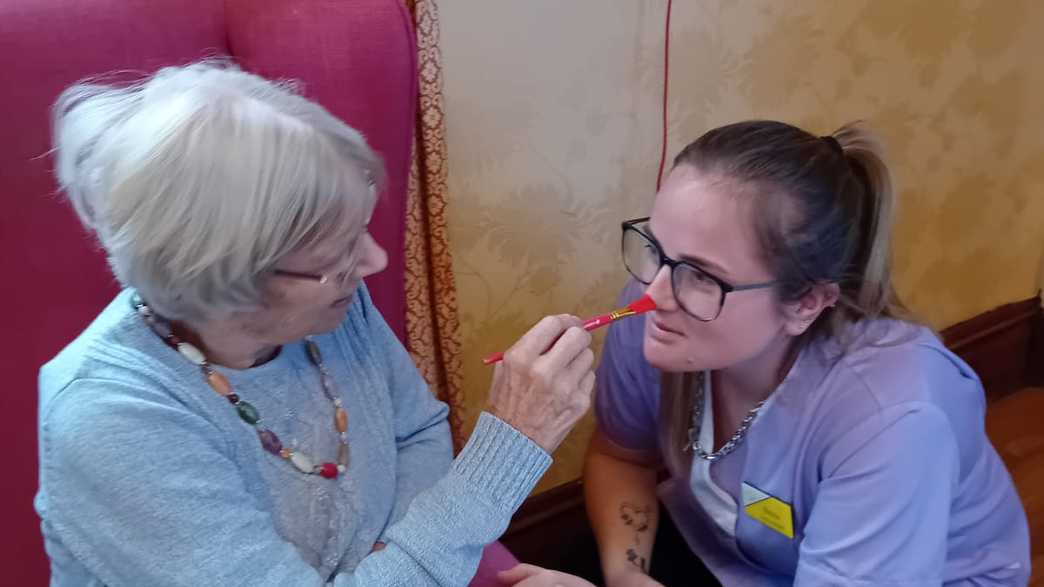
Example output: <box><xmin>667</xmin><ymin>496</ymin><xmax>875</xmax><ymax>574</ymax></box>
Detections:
<box><xmin>236</xmin><ymin>401</ymin><xmax>260</xmax><ymax>425</ymax></box>
<box><xmin>135</xmin><ymin>299</ymin><xmax>349</xmax><ymax>482</ymax></box>
<box><xmin>177</xmin><ymin>342</ymin><xmax>206</xmax><ymax>365</ymax></box>
<box><xmin>207</xmin><ymin>371</ymin><xmax>232</xmax><ymax>396</ymax></box>
<box><xmin>320</xmin><ymin>372</ymin><xmax>335</xmax><ymax>394</ymax></box>
<box><xmin>258</xmin><ymin>429</ymin><xmax>282</xmax><ymax>455</ymax></box>
<box><xmin>318</xmin><ymin>463</ymin><xmax>338</xmax><ymax>479</ymax></box>
<box><xmin>290</xmin><ymin>452</ymin><xmax>314</xmax><ymax>473</ymax></box>
<box><xmin>305</xmin><ymin>340</ymin><xmax>322</xmax><ymax>365</ymax></box>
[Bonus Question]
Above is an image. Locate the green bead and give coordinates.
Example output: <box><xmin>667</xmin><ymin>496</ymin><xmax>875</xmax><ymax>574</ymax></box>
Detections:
<box><xmin>236</xmin><ymin>401</ymin><xmax>260</xmax><ymax>425</ymax></box>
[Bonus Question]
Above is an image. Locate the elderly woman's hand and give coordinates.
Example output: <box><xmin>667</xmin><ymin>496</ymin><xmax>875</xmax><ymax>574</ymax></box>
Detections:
<box><xmin>497</xmin><ymin>564</ymin><xmax>596</xmax><ymax>587</ymax></box>
<box><xmin>487</xmin><ymin>315</ymin><xmax>595</xmax><ymax>453</ymax></box>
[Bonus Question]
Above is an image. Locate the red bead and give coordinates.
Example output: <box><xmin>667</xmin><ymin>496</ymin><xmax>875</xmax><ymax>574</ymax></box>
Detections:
<box><xmin>226</xmin><ymin>393</ymin><xmax>239</xmax><ymax>404</ymax></box>
<box><xmin>318</xmin><ymin>462</ymin><xmax>338</xmax><ymax>479</ymax></box>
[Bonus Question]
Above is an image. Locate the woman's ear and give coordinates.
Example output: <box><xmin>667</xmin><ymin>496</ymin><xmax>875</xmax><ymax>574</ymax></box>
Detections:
<box><xmin>781</xmin><ymin>282</ymin><xmax>840</xmax><ymax>336</ymax></box>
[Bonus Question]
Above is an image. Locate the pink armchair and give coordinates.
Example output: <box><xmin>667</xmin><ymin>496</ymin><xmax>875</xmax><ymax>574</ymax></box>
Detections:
<box><xmin>0</xmin><ymin>1</ymin><xmax>515</xmax><ymax>583</ymax></box>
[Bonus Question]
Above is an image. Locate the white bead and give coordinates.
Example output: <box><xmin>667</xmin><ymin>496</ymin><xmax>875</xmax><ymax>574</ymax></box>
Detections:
<box><xmin>337</xmin><ymin>465</ymin><xmax>346</xmax><ymax>473</ymax></box>
<box><xmin>177</xmin><ymin>342</ymin><xmax>207</xmax><ymax>365</ymax></box>
<box><xmin>290</xmin><ymin>452</ymin><xmax>314</xmax><ymax>473</ymax></box>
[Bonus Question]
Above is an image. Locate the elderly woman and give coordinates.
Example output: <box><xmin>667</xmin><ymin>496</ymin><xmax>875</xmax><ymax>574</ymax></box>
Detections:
<box><xmin>35</xmin><ymin>62</ymin><xmax>596</xmax><ymax>587</ymax></box>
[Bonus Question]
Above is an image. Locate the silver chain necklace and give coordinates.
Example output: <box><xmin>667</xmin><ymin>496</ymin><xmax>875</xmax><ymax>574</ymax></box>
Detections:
<box><xmin>685</xmin><ymin>371</ymin><xmax>768</xmax><ymax>462</ymax></box>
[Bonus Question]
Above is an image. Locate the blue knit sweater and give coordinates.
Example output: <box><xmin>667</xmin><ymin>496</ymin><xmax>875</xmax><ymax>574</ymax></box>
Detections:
<box><xmin>36</xmin><ymin>286</ymin><xmax>549</xmax><ymax>586</ymax></box>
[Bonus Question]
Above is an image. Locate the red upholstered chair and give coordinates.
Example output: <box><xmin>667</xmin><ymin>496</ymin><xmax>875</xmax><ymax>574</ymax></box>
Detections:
<box><xmin>0</xmin><ymin>1</ymin><xmax>516</xmax><ymax>583</ymax></box>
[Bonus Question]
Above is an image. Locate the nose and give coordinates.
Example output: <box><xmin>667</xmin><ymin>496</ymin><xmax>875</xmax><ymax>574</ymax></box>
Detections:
<box><xmin>645</xmin><ymin>265</ymin><xmax>677</xmax><ymax>312</ymax></box>
<box><xmin>354</xmin><ymin>232</ymin><xmax>388</xmax><ymax>280</ymax></box>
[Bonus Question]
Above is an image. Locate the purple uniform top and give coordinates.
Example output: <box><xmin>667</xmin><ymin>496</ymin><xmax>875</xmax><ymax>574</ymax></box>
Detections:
<box><xmin>596</xmin><ymin>281</ymin><xmax>1030</xmax><ymax>586</ymax></box>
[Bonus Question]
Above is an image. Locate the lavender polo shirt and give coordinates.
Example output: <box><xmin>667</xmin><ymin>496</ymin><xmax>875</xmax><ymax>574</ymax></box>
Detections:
<box><xmin>595</xmin><ymin>283</ymin><xmax>1030</xmax><ymax>586</ymax></box>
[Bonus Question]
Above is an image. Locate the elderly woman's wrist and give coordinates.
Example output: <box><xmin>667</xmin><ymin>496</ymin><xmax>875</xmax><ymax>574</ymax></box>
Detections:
<box><xmin>485</xmin><ymin>405</ymin><xmax>563</xmax><ymax>453</ymax></box>
<box><xmin>450</xmin><ymin>412</ymin><xmax>551</xmax><ymax>513</ymax></box>
<box><xmin>477</xmin><ymin>411</ymin><xmax>551</xmax><ymax>459</ymax></box>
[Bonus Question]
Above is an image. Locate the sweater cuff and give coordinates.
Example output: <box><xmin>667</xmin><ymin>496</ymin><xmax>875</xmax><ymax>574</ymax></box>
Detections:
<box><xmin>450</xmin><ymin>412</ymin><xmax>552</xmax><ymax>514</ymax></box>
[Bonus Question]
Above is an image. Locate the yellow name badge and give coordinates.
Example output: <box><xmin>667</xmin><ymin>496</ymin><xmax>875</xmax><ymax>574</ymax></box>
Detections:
<box><xmin>742</xmin><ymin>483</ymin><xmax>794</xmax><ymax>539</ymax></box>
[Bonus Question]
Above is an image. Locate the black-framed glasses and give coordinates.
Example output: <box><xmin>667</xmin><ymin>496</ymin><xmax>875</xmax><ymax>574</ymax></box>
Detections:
<box><xmin>621</xmin><ymin>217</ymin><xmax>777</xmax><ymax>321</ymax></box>
<box><xmin>271</xmin><ymin>175</ymin><xmax>378</xmax><ymax>287</ymax></box>
<box><xmin>271</xmin><ymin>235</ymin><xmax>366</xmax><ymax>287</ymax></box>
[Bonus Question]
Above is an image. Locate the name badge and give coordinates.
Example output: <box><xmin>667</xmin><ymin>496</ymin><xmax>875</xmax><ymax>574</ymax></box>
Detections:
<box><xmin>742</xmin><ymin>482</ymin><xmax>794</xmax><ymax>539</ymax></box>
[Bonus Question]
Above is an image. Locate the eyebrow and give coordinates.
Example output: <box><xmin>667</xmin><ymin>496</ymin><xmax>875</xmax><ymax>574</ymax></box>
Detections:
<box><xmin>307</xmin><ymin>225</ymin><xmax>368</xmax><ymax>269</ymax></box>
<box><xmin>646</xmin><ymin>224</ymin><xmax>731</xmax><ymax>277</ymax></box>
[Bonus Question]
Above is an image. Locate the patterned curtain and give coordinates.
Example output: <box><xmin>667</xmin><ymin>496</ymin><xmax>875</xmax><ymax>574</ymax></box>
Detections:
<box><xmin>404</xmin><ymin>0</ymin><xmax>466</xmax><ymax>450</ymax></box>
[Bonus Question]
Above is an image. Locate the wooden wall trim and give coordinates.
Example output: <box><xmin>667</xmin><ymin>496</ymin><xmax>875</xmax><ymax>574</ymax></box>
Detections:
<box><xmin>502</xmin><ymin>479</ymin><xmax>596</xmax><ymax>576</ymax></box>
<box><xmin>940</xmin><ymin>295</ymin><xmax>1041</xmax><ymax>399</ymax></box>
<box><xmin>508</xmin><ymin>479</ymin><xmax>585</xmax><ymax>536</ymax></box>
<box><xmin>1027</xmin><ymin>305</ymin><xmax>1044</xmax><ymax>387</ymax></box>
<box><xmin>941</xmin><ymin>296</ymin><xmax>1040</xmax><ymax>352</ymax></box>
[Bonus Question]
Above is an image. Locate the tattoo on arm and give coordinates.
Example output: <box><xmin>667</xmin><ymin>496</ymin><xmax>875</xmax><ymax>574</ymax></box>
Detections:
<box><xmin>626</xmin><ymin>547</ymin><xmax>648</xmax><ymax>573</ymax></box>
<box><xmin>620</xmin><ymin>502</ymin><xmax>651</xmax><ymax>573</ymax></box>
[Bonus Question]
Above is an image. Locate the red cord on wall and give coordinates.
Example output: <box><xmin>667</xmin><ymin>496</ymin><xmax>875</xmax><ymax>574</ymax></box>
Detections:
<box><xmin>655</xmin><ymin>0</ymin><xmax>673</xmax><ymax>192</ymax></box>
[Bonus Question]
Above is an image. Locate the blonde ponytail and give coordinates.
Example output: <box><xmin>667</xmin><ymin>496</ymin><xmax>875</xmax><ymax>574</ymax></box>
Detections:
<box><xmin>830</xmin><ymin>121</ymin><xmax>908</xmax><ymax>327</ymax></box>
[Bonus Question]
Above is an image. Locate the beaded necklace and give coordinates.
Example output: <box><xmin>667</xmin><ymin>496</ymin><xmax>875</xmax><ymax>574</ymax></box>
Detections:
<box><xmin>131</xmin><ymin>294</ymin><xmax>349</xmax><ymax>479</ymax></box>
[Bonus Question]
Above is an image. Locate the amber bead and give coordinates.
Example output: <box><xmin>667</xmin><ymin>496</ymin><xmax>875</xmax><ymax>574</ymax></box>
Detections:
<box><xmin>206</xmin><ymin>371</ymin><xmax>232</xmax><ymax>396</ymax></box>
<box><xmin>305</xmin><ymin>340</ymin><xmax>321</xmax><ymax>365</ymax></box>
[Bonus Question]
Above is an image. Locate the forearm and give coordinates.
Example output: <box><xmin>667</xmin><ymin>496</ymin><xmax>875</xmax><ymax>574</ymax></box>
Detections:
<box><xmin>584</xmin><ymin>443</ymin><xmax>660</xmax><ymax>584</ymax></box>
<box><xmin>346</xmin><ymin>413</ymin><xmax>551</xmax><ymax>586</ymax></box>
<box><xmin>385</xmin><ymin>418</ymin><xmax>453</xmax><ymax>531</ymax></box>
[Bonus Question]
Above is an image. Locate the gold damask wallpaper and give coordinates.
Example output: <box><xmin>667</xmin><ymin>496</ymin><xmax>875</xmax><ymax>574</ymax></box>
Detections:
<box><xmin>439</xmin><ymin>0</ymin><xmax>1044</xmax><ymax>492</ymax></box>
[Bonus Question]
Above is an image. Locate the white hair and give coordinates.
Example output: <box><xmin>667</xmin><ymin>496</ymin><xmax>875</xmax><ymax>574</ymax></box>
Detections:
<box><xmin>52</xmin><ymin>61</ymin><xmax>384</xmax><ymax>321</ymax></box>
